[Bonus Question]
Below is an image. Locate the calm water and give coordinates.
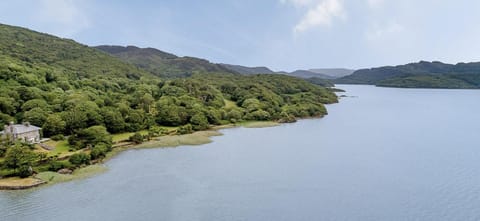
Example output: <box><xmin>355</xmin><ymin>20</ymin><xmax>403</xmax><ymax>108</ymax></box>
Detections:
<box><xmin>2</xmin><ymin>85</ymin><xmax>480</xmax><ymax>221</ymax></box>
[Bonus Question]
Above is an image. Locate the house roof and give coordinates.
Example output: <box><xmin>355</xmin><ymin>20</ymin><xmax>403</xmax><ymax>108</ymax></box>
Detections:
<box><xmin>6</xmin><ymin>124</ymin><xmax>41</xmax><ymax>134</ymax></box>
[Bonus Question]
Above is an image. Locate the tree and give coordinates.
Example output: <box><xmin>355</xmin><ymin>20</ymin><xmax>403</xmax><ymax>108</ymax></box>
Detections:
<box><xmin>62</xmin><ymin>109</ymin><xmax>88</xmax><ymax>134</ymax></box>
<box><xmin>0</xmin><ymin>97</ymin><xmax>17</xmax><ymax>115</ymax></box>
<box><xmin>190</xmin><ymin>113</ymin><xmax>209</xmax><ymax>130</ymax></box>
<box><xmin>101</xmin><ymin>108</ymin><xmax>126</xmax><ymax>133</ymax></box>
<box><xmin>0</xmin><ymin>113</ymin><xmax>14</xmax><ymax>127</ymax></box>
<box><xmin>129</xmin><ymin>133</ymin><xmax>144</xmax><ymax>144</ymax></box>
<box><xmin>242</xmin><ymin>98</ymin><xmax>261</xmax><ymax>112</ymax></box>
<box><xmin>245</xmin><ymin>110</ymin><xmax>271</xmax><ymax>121</ymax></box>
<box><xmin>226</xmin><ymin>108</ymin><xmax>244</xmax><ymax>122</ymax></box>
<box><xmin>69</xmin><ymin>153</ymin><xmax>91</xmax><ymax>166</ymax></box>
<box><xmin>21</xmin><ymin>99</ymin><xmax>49</xmax><ymax>112</ymax></box>
<box><xmin>69</xmin><ymin>126</ymin><xmax>112</xmax><ymax>150</ymax></box>
<box><xmin>23</xmin><ymin>107</ymin><xmax>48</xmax><ymax>127</ymax></box>
<box><xmin>42</xmin><ymin>114</ymin><xmax>66</xmax><ymax>137</ymax></box>
<box><xmin>139</xmin><ymin>93</ymin><xmax>155</xmax><ymax>113</ymax></box>
<box><xmin>177</xmin><ymin>124</ymin><xmax>193</xmax><ymax>135</ymax></box>
<box><xmin>4</xmin><ymin>143</ymin><xmax>38</xmax><ymax>176</ymax></box>
<box><xmin>125</xmin><ymin>109</ymin><xmax>145</xmax><ymax>132</ymax></box>
<box><xmin>90</xmin><ymin>143</ymin><xmax>110</xmax><ymax>160</ymax></box>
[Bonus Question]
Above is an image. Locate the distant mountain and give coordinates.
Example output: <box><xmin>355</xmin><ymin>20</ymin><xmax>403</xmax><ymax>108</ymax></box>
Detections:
<box><xmin>220</xmin><ymin>64</ymin><xmax>344</xmax><ymax>80</ymax></box>
<box><xmin>219</xmin><ymin>64</ymin><xmax>274</xmax><ymax>75</ymax></box>
<box><xmin>219</xmin><ymin>64</ymin><xmax>338</xmax><ymax>87</ymax></box>
<box><xmin>336</xmin><ymin>61</ymin><xmax>480</xmax><ymax>89</ymax></box>
<box><xmin>95</xmin><ymin>45</ymin><xmax>235</xmax><ymax>78</ymax></box>
<box><xmin>308</xmin><ymin>68</ymin><xmax>355</xmax><ymax>78</ymax></box>
<box><xmin>288</xmin><ymin>70</ymin><xmax>335</xmax><ymax>79</ymax></box>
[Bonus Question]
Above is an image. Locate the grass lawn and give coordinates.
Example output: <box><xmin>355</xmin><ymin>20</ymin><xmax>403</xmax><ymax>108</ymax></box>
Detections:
<box><xmin>33</xmin><ymin>140</ymin><xmax>79</xmax><ymax>158</ymax></box>
<box><xmin>112</xmin><ymin>130</ymin><xmax>149</xmax><ymax>143</ymax></box>
<box><xmin>40</xmin><ymin>140</ymin><xmax>75</xmax><ymax>157</ymax></box>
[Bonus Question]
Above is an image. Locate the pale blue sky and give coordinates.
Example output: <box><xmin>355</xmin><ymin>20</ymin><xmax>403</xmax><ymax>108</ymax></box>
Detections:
<box><xmin>1</xmin><ymin>0</ymin><xmax>479</xmax><ymax>71</ymax></box>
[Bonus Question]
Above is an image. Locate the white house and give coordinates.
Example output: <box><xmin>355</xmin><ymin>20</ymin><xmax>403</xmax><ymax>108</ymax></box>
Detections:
<box><xmin>1</xmin><ymin>122</ymin><xmax>41</xmax><ymax>144</ymax></box>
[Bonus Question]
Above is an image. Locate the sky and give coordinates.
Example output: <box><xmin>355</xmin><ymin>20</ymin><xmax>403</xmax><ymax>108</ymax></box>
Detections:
<box><xmin>0</xmin><ymin>0</ymin><xmax>479</xmax><ymax>71</ymax></box>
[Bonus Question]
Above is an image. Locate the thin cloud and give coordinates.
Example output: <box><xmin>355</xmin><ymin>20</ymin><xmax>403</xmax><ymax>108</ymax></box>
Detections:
<box><xmin>282</xmin><ymin>0</ymin><xmax>346</xmax><ymax>35</ymax></box>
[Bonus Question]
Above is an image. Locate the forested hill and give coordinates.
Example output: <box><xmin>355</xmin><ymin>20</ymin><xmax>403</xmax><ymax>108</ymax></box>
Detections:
<box><xmin>336</xmin><ymin>61</ymin><xmax>480</xmax><ymax>89</ymax></box>
<box><xmin>95</xmin><ymin>45</ymin><xmax>236</xmax><ymax>78</ymax></box>
<box><xmin>0</xmin><ymin>23</ymin><xmax>337</xmax><ymax>138</ymax></box>
<box><xmin>0</xmin><ymin>23</ymin><xmax>340</xmax><ymax>177</ymax></box>
<box><xmin>0</xmin><ymin>24</ymin><xmax>150</xmax><ymax>81</ymax></box>
<box><xmin>219</xmin><ymin>64</ymin><xmax>274</xmax><ymax>75</ymax></box>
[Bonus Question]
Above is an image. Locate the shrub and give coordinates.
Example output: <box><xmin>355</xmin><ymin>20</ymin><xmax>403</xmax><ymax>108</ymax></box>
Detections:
<box><xmin>90</xmin><ymin>143</ymin><xmax>110</xmax><ymax>160</ymax></box>
<box><xmin>245</xmin><ymin>110</ymin><xmax>271</xmax><ymax>121</ymax></box>
<box><xmin>48</xmin><ymin>161</ymin><xmax>71</xmax><ymax>171</ymax></box>
<box><xmin>129</xmin><ymin>133</ymin><xmax>144</xmax><ymax>144</ymax></box>
<box><xmin>18</xmin><ymin>165</ymin><xmax>33</xmax><ymax>178</ymax></box>
<box><xmin>177</xmin><ymin>124</ymin><xmax>193</xmax><ymax>135</ymax></box>
<box><xmin>69</xmin><ymin>153</ymin><xmax>91</xmax><ymax>166</ymax></box>
<box><xmin>50</xmin><ymin>134</ymin><xmax>65</xmax><ymax>141</ymax></box>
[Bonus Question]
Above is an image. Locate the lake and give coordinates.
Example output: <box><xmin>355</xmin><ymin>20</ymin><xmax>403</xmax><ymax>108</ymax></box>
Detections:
<box><xmin>2</xmin><ymin>85</ymin><xmax>480</xmax><ymax>221</ymax></box>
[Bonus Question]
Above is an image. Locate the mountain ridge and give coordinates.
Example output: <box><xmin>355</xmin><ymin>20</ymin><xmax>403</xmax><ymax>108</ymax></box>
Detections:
<box><xmin>95</xmin><ymin>45</ymin><xmax>236</xmax><ymax>78</ymax></box>
<box><xmin>336</xmin><ymin>61</ymin><xmax>480</xmax><ymax>88</ymax></box>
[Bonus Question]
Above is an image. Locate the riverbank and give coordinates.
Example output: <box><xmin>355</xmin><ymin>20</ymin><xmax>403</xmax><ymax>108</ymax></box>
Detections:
<box><xmin>0</xmin><ymin>121</ymin><xmax>281</xmax><ymax>190</ymax></box>
<box><xmin>0</xmin><ymin>177</ymin><xmax>46</xmax><ymax>190</ymax></box>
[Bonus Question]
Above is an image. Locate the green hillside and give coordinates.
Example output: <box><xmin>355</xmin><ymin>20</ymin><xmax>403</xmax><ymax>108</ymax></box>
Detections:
<box><xmin>334</xmin><ymin>61</ymin><xmax>480</xmax><ymax>89</ymax></box>
<box><xmin>336</xmin><ymin>61</ymin><xmax>480</xmax><ymax>89</ymax></box>
<box><xmin>95</xmin><ymin>45</ymin><xmax>235</xmax><ymax>78</ymax></box>
<box><xmin>0</xmin><ymin>24</ymin><xmax>150</xmax><ymax>82</ymax></box>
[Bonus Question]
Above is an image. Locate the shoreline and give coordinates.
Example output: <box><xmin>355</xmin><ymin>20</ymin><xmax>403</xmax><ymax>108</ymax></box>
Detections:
<box><xmin>0</xmin><ymin>121</ymin><xmax>282</xmax><ymax>191</ymax></box>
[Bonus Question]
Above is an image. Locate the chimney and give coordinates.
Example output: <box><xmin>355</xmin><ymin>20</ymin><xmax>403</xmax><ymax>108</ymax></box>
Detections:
<box><xmin>9</xmin><ymin>121</ymin><xmax>13</xmax><ymax>126</ymax></box>
<box><xmin>23</xmin><ymin>122</ymin><xmax>30</xmax><ymax>127</ymax></box>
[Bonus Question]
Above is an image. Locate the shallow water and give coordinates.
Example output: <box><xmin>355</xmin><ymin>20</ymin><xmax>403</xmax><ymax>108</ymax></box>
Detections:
<box><xmin>2</xmin><ymin>85</ymin><xmax>480</xmax><ymax>221</ymax></box>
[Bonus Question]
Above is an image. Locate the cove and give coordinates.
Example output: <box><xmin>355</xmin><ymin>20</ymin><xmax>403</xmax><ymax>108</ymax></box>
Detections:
<box><xmin>2</xmin><ymin>85</ymin><xmax>480</xmax><ymax>221</ymax></box>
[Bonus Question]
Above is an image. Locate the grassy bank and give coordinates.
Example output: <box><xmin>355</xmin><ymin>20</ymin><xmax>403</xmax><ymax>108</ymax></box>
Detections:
<box><xmin>236</xmin><ymin>121</ymin><xmax>280</xmax><ymax>128</ymax></box>
<box><xmin>0</xmin><ymin>177</ymin><xmax>46</xmax><ymax>190</ymax></box>
<box><xmin>35</xmin><ymin>165</ymin><xmax>108</xmax><ymax>186</ymax></box>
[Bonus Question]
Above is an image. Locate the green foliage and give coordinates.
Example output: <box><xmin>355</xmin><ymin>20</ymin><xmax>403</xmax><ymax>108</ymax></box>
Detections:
<box><xmin>177</xmin><ymin>124</ymin><xmax>193</xmax><ymax>135</ymax></box>
<box><xmin>17</xmin><ymin>165</ymin><xmax>33</xmax><ymax>178</ymax></box>
<box><xmin>48</xmin><ymin>160</ymin><xmax>72</xmax><ymax>171</ymax></box>
<box><xmin>101</xmin><ymin>107</ymin><xmax>126</xmax><ymax>133</ymax></box>
<box><xmin>190</xmin><ymin>113</ymin><xmax>209</xmax><ymax>130</ymax></box>
<box><xmin>148</xmin><ymin>126</ymin><xmax>169</xmax><ymax>137</ymax></box>
<box><xmin>69</xmin><ymin>153</ymin><xmax>91</xmax><ymax>166</ymax></box>
<box><xmin>42</xmin><ymin>114</ymin><xmax>66</xmax><ymax>137</ymax></box>
<box><xmin>68</xmin><ymin>126</ymin><xmax>112</xmax><ymax>150</ymax></box>
<box><xmin>129</xmin><ymin>132</ymin><xmax>145</xmax><ymax>144</ymax></box>
<box><xmin>3</xmin><ymin>143</ymin><xmax>38</xmax><ymax>176</ymax></box>
<box><xmin>90</xmin><ymin>143</ymin><xmax>110</xmax><ymax>160</ymax></box>
<box><xmin>50</xmin><ymin>134</ymin><xmax>65</xmax><ymax>141</ymax></box>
